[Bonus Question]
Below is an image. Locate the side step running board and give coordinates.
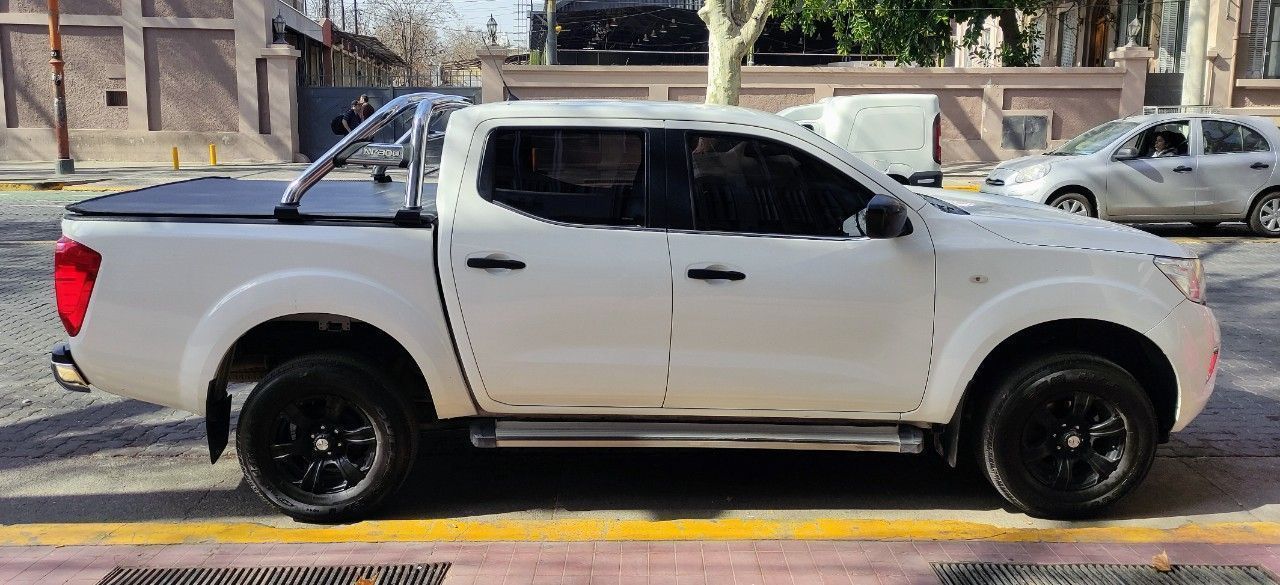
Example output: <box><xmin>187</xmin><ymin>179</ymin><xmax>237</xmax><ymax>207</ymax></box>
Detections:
<box><xmin>470</xmin><ymin>420</ymin><xmax>924</xmax><ymax>454</ymax></box>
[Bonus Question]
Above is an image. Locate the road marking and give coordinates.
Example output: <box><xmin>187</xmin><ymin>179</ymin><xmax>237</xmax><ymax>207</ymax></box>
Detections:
<box><xmin>1</xmin><ymin>520</ymin><xmax>1278</xmax><ymax>546</ymax></box>
<box><xmin>943</xmin><ymin>185</ymin><xmax>981</xmax><ymax>191</ymax></box>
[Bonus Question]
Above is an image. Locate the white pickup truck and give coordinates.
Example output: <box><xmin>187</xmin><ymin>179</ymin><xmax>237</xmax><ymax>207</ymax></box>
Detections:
<box><xmin>51</xmin><ymin>94</ymin><xmax>1219</xmax><ymax>522</ymax></box>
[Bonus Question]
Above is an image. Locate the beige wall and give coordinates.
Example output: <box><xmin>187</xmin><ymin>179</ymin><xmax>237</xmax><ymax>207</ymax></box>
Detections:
<box><xmin>477</xmin><ymin>56</ymin><xmax>1144</xmax><ymax>162</ymax></box>
<box><xmin>142</xmin><ymin>0</ymin><xmax>232</xmax><ymax>18</ymax></box>
<box><xmin>144</xmin><ymin>28</ymin><xmax>237</xmax><ymax>131</ymax></box>
<box><xmin>0</xmin><ymin>0</ymin><xmax>300</xmax><ymax>162</ymax></box>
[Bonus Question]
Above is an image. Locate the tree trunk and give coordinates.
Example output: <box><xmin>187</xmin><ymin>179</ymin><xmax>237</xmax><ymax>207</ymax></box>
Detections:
<box><xmin>998</xmin><ymin>9</ymin><xmax>1027</xmax><ymax>66</ymax></box>
<box><xmin>705</xmin><ymin>34</ymin><xmax>745</xmax><ymax>105</ymax></box>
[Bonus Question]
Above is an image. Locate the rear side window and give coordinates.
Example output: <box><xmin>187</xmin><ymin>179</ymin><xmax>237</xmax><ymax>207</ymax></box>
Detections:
<box><xmin>1202</xmin><ymin>120</ymin><xmax>1270</xmax><ymax>154</ymax></box>
<box><xmin>685</xmin><ymin>132</ymin><xmax>875</xmax><ymax>237</ymax></box>
<box><xmin>482</xmin><ymin>128</ymin><xmax>647</xmax><ymax>226</ymax></box>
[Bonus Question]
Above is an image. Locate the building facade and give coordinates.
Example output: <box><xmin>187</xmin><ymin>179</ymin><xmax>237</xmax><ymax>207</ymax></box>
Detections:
<box><xmin>0</xmin><ymin>0</ymin><xmax>404</xmax><ymax>163</ymax></box>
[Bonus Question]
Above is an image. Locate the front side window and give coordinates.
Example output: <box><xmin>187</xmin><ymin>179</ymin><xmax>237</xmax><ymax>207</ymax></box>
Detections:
<box><xmin>483</xmin><ymin>128</ymin><xmax>646</xmax><ymax>226</ymax></box>
<box><xmin>685</xmin><ymin>132</ymin><xmax>874</xmax><ymax>237</ymax></box>
<box><xmin>1117</xmin><ymin>120</ymin><xmax>1192</xmax><ymax>158</ymax></box>
<box><xmin>1202</xmin><ymin>120</ymin><xmax>1271</xmax><ymax>154</ymax></box>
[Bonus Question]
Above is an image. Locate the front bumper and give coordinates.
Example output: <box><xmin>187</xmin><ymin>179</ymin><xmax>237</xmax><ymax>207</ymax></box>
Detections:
<box><xmin>979</xmin><ymin>177</ymin><xmax>1050</xmax><ymax>203</ymax></box>
<box><xmin>51</xmin><ymin>342</ymin><xmax>91</xmax><ymax>393</ymax></box>
<box><xmin>1143</xmin><ymin>300</ymin><xmax>1220</xmax><ymax>432</ymax></box>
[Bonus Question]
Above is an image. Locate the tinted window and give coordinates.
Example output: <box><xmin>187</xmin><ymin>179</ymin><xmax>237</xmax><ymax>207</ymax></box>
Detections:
<box><xmin>1202</xmin><ymin>120</ymin><xmax>1270</xmax><ymax>154</ymax></box>
<box><xmin>484</xmin><ymin>129</ymin><xmax>646</xmax><ymax>226</ymax></box>
<box><xmin>686</xmin><ymin>133</ymin><xmax>874</xmax><ymax>237</ymax></box>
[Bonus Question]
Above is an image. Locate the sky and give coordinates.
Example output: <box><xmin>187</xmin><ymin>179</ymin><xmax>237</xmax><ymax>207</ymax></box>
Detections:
<box><xmin>450</xmin><ymin>0</ymin><xmax>524</xmax><ymax>48</ymax></box>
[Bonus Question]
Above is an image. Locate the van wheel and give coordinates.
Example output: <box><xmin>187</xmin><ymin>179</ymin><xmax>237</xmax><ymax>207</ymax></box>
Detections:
<box><xmin>1249</xmin><ymin>192</ymin><xmax>1280</xmax><ymax>237</ymax></box>
<box><xmin>1047</xmin><ymin>193</ymin><xmax>1095</xmax><ymax>217</ymax></box>
<box><xmin>236</xmin><ymin>352</ymin><xmax>417</xmax><ymax>522</ymax></box>
<box><xmin>979</xmin><ymin>353</ymin><xmax>1156</xmax><ymax>519</ymax></box>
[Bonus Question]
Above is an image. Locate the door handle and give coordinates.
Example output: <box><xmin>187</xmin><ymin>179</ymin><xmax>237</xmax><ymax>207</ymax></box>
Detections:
<box><xmin>1252</xmin><ymin>162</ymin><xmax>1271</xmax><ymax>169</ymax></box>
<box><xmin>1173</xmin><ymin>165</ymin><xmax>1193</xmax><ymax>173</ymax></box>
<box><xmin>467</xmin><ymin>257</ymin><xmax>526</xmax><ymax>270</ymax></box>
<box><xmin>688</xmin><ymin>268</ymin><xmax>745</xmax><ymax>281</ymax></box>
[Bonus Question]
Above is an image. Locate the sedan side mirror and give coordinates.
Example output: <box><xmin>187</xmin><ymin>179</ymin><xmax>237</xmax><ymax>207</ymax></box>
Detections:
<box><xmin>1113</xmin><ymin>147</ymin><xmax>1139</xmax><ymax>161</ymax></box>
<box><xmin>862</xmin><ymin>194</ymin><xmax>911</xmax><ymax>239</ymax></box>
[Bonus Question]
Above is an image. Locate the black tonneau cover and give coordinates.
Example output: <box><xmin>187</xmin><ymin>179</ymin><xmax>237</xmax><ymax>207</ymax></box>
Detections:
<box><xmin>67</xmin><ymin>177</ymin><xmax>438</xmax><ymax>221</ymax></box>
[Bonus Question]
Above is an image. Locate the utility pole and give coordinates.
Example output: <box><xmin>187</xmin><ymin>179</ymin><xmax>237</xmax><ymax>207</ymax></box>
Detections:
<box><xmin>544</xmin><ymin>0</ymin><xmax>557</xmax><ymax>65</ymax></box>
<box><xmin>47</xmin><ymin>0</ymin><xmax>74</xmax><ymax>174</ymax></box>
<box><xmin>352</xmin><ymin>0</ymin><xmax>358</xmax><ymax>34</ymax></box>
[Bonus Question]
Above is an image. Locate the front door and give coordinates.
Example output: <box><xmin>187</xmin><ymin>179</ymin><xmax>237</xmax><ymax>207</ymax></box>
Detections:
<box><xmin>662</xmin><ymin>126</ymin><xmax>936</xmax><ymax>414</ymax></box>
<box><xmin>1195</xmin><ymin>119</ymin><xmax>1278</xmax><ymax>216</ymax></box>
<box><xmin>1106</xmin><ymin>119</ymin><xmax>1199</xmax><ymax>217</ymax></box>
<box><xmin>449</xmin><ymin>124</ymin><xmax>672</xmax><ymax>408</ymax></box>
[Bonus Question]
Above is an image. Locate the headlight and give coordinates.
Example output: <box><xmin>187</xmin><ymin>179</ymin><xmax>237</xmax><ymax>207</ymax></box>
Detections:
<box><xmin>1154</xmin><ymin>256</ymin><xmax>1206</xmax><ymax>304</ymax></box>
<box><xmin>1013</xmin><ymin>163</ymin><xmax>1051</xmax><ymax>183</ymax></box>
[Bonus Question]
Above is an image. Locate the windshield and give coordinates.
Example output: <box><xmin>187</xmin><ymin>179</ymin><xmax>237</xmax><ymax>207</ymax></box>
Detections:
<box><xmin>1049</xmin><ymin>120</ymin><xmax>1140</xmax><ymax>155</ymax></box>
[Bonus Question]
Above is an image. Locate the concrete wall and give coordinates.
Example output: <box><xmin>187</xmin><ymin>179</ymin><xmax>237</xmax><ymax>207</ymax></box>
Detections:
<box><xmin>477</xmin><ymin>50</ymin><xmax>1151</xmax><ymax>162</ymax></box>
<box><xmin>0</xmin><ymin>0</ymin><xmax>300</xmax><ymax>162</ymax></box>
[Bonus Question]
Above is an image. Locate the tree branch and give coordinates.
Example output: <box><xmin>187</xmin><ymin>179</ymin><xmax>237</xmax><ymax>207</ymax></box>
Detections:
<box><xmin>738</xmin><ymin>0</ymin><xmax>774</xmax><ymax>45</ymax></box>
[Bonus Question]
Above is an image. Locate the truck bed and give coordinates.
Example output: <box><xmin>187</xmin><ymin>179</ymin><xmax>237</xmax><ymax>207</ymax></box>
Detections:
<box><xmin>66</xmin><ymin>177</ymin><xmax>437</xmax><ymax>221</ymax></box>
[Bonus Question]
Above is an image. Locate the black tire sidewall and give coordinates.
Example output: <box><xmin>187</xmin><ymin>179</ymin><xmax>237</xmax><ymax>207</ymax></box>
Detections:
<box><xmin>981</xmin><ymin>354</ymin><xmax>1157</xmax><ymax>519</ymax></box>
<box><xmin>236</xmin><ymin>353</ymin><xmax>417</xmax><ymax>522</ymax></box>
<box><xmin>1249</xmin><ymin>193</ymin><xmax>1280</xmax><ymax>237</ymax></box>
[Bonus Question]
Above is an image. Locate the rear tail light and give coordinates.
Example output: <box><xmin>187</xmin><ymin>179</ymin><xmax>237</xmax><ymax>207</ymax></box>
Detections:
<box><xmin>932</xmin><ymin>114</ymin><xmax>942</xmax><ymax>165</ymax></box>
<box><xmin>54</xmin><ymin>236</ymin><xmax>101</xmax><ymax>336</ymax></box>
<box><xmin>1207</xmin><ymin>348</ymin><xmax>1219</xmax><ymax>382</ymax></box>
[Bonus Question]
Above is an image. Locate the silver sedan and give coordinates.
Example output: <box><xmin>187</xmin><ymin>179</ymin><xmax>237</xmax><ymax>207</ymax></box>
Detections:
<box><xmin>981</xmin><ymin>113</ymin><xmax>1280</xmax><ymax>236</ymax></box>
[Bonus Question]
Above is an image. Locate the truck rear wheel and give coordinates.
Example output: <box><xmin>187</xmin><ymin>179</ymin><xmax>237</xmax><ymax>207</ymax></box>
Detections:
<box><xmin>236</xmin><ymin>352</ymin><xmax>418</xmax><ymax>522</ymax></box>
<box><xmin>978</xmin><ymin>352</ymin><xmax>1157</xmax><ymax>519</ymax></box>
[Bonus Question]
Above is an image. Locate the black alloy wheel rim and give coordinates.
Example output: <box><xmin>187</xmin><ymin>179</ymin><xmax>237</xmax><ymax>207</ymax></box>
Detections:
<box><xmin>268</xmin><ymin>395</ymin><xmax>378</xmax><ymax>496</ymax></box>
<box><xmin>1020</xmin><ymin>391</ymin><xmax>1128</xmax><ymax>491</ymax></box>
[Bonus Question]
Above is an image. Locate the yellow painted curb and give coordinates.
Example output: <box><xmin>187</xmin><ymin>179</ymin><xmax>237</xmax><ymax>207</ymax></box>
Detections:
<box><xmin>1</xmin><ymin>519</ymin><xmax>1278</xmax><ymax>546</ymax></box>
<box><xmin>943</xmin><ymin>185</ymin><xmax>980</xmax><ymax>191</ymax></box>
<box><xmin>61</xmin><ymin>184</ymin><xmax>134</xmax><ymax>192</ymax></box>
<box><xmin>0</xmin><ymin>182</ymin><xmax>59</xmax><ymax>191</ymax></box>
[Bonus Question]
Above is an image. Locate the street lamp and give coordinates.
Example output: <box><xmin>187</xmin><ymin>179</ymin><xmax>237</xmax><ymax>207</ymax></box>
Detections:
<box><xmin>272</xmin><ymin>12</ymin><xmax>287</xmax><ymax>44</ymax></box>
<box><xmin>1125</xmin><ymin>17</ymin><xmax>1141</xmax><ymax>47</ymax></box>
<box><xmin>486</xmin><ymin>14</ymin><xmax>498</xmax><ymax>46</ymax></box>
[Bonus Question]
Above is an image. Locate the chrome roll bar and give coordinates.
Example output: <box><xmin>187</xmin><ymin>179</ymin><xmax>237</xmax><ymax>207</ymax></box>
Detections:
<box><xmin>275</xmin><ymin>92</ymin><xmax>470</xmax><ymax>219</ymax></box>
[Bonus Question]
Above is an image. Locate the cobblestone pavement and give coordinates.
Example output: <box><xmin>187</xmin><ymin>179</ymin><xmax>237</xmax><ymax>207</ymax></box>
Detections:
<box><xmin>1</xmin><ymin>191</ymin><xmax>1278</xmax><ymax>467</ymax></box>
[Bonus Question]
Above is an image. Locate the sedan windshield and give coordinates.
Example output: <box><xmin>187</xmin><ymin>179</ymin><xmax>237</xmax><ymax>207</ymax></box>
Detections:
<box><xmin>1049</xmin><ymin>120</ymin><xmax>1140</xmax><ymax>155</ymax></box>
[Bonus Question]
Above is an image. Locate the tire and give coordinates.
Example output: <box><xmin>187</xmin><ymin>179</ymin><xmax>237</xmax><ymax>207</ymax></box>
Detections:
<box><xmin>1047</xmin><ymin>193</ymin><xmax>1095</xmax><ymax>217</ymax></box>
<box><xmin>978</xmin><ymin>352</ymin><xmax>1157</xmax><ymax>519</ymax></box>
<box><xmin>1248</xmin><ymin>192</ymin><xmax>1280</xmax><ymax>237</ymax></box>
<box><xmin>236</xmin><ymin>352</ymin><xmax>418</xmax><ymax>522</ymax></box>
<box><xmin>1191</xmin><ymin>221</ymin><xmax>1220</xmax><ymax>229</ymax></box>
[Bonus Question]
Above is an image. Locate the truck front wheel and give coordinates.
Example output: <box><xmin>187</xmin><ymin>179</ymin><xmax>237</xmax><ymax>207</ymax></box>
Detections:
<box><xmin>979</xmin><ymin>352</ymin><xmax>1157</xmax><ymax>519</ymax></box>
<box><xmin>236</xmin><ymin>352</ymin><xmax>418</xmax><ymax>522</ymax></box>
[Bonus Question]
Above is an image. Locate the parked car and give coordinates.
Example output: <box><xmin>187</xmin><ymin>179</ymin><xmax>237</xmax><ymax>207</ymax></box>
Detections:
<box><xmin>981</xmin><ymin>112</ymin><xmax>1280</xmax><ymax>236</ymax></box>
<box><xmin>778</xmin><ymin>95</ymin><xmax>942</xmax><ymax>187</ymax></box>
<box><xmin>52</xmin><ymin>94</ymin><xmax>1218</xmax><ymax>522</ymax></box>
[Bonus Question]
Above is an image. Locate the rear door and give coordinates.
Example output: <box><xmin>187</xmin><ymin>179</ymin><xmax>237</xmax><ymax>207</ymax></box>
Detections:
<box><xmin>1105</xmin><ymin>119</ymin><xmax>1199</xmax><ymax>217</ymax></box>
<box><xmin>448</xmin><ymin>121</ymin><xmax>672</xmax><ymax>408</ymax></box>
<box><xmin>1195</xmin><ymin>119</ymin><xmax>1277</xmax><ymax>216</ymax></box>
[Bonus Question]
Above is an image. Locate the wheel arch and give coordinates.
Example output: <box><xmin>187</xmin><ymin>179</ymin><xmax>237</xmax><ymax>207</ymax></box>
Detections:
<box><xmin>938</xmin><ymin>318</ymin><xmax>1177</xmax><ymax>466</ymax></box>
<box><xmin>1247</xmin><ymin>184</ymin><xmax>1280</xmax><ymax>218</ymax></box>
<box><xmin>1047</xmin><ymin>185</ymin><xmax>1099</xmax><ymax>213</ymax></box>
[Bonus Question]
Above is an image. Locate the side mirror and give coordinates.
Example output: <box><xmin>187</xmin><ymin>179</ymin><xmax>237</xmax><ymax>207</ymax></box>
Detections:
<box><xmin>1113</xmin><ymin>147</ymin><xmax>1139</xmax><ymax>161</ymax></box>
<box><xmin>862</xmin><ymin>194</ymin><xmax>910</xmax><ymax>239</ymax></box>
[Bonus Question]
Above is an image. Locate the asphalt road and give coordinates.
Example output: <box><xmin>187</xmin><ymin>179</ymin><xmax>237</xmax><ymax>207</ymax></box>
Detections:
<box><xmin>2</xmin><ymin>188</ymin><xmax>1279</xmax><ymax>531</ymax></box>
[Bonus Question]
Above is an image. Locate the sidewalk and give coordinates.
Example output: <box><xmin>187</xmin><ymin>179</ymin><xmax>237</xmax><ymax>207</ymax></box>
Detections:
<box><xmin>3</xmin><ymin>540</ymin><xmax>1276</xmax><ymax>585</ymax></box>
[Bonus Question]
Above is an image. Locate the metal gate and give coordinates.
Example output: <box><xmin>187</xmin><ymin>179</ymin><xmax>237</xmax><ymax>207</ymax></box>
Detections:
<box><xmin>299</xmin><ymin>86</ymin><xmax>481</xmax><ymax>161</ymax></box>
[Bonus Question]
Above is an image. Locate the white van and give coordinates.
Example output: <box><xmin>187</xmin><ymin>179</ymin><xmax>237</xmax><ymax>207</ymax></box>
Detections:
<box><xmin>779</xmin><ymin>94</ymin><xmax>942</xmax><ymax>186</ymax></box>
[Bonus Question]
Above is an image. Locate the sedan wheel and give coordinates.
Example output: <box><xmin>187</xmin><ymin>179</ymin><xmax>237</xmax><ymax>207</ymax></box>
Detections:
<box><xmin>1251</xmin><ymin>193</ymin><xmax>1280</xmax><ymax>237</ymax></box>
<box><xmin>1048</xmin><ymin>193</ymin><xmax>1095</xmax><ymax>217</ymax></box>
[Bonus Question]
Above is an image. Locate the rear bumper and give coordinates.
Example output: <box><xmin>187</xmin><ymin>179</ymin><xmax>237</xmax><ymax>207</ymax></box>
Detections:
<box><xmin>50</xmin><ymin>342</ymin><xmax>91</xmax><ymax>393</ymax></box>
<box><xmin>907</xmin><ymin>171</ymin><xmax>944</xmax><ymax>187</ymax></box>
<box><xmin>1143</xmin><ymin>300</ymin><xmax>1220</xmax><ymax>432</ymax></box>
